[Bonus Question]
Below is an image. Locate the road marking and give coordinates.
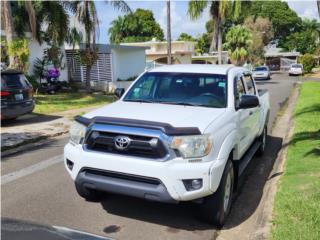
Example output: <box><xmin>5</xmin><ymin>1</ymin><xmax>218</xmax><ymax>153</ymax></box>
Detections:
<box><xmin>53</xmin><ymin>226</ymin><xmax>113</xmax><ymax>240</ymax></box>
<box><xmin>1</xmin><ymin>155</ymin><xmax>63</xmax><ymax>185</ymax></box>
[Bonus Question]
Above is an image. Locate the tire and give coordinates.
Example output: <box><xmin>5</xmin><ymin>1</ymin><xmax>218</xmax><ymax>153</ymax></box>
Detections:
<box><xmin>256</xmin><ymin>126</ymin><xmax>267</xmax><ymax>156</ymax></box>
<box><xmin>198</xmin><ymin>160</ymin><xmax>234</xmax><ymax>227</ymax></box>
<box><xmin>75</xmin><ymin>184</ymin><xmax>102</xmax><ymax>202</ymax></box>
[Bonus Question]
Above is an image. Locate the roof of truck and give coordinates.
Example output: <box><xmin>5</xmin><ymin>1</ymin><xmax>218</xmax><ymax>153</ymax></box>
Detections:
<box><xmin>148</xmin><ymin>64</ymin><xmax>239</xmax><ymax>75</ymax></box>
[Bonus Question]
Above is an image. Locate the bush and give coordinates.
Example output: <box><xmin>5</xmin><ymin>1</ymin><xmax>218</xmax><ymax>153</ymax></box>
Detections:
<box><xmin>25</xmin><ymin>75</ymin><xmax>40</xmax><ymax>90</ymax></box>
<box><xmin>299</xmin><ymin>53</ymin><xmax>316</xmax><ymax>73</ymax></box>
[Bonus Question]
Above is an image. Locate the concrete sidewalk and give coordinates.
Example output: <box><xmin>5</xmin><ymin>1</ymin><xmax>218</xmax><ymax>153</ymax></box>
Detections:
<box><xmin>1</xmin><ymin>106</ymin><xmax>100</xmax><ymax>152</ymax></box>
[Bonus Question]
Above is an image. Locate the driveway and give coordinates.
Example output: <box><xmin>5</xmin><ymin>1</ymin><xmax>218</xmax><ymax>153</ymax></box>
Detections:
<box><xmin>1</xmin><ymin>73</ymin><xmax>299</xmax><ymax>240</ymax></box>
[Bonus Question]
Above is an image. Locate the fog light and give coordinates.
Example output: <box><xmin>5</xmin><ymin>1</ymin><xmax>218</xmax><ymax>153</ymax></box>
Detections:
<box><xmin>66</xmin><ymin>159</ymin><xmax>74</xmax><ymax>170</ymax></box>
<box><xmin>183</xmin><ymin>179</ymin><xmax>203</xmax><ymax>191</ymax></box>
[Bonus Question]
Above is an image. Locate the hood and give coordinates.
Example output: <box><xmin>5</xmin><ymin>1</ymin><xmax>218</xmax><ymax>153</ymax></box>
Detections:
<box><xmin>84</xmin><ymin>101</ymin><xmax>226</xmax><ymax>133</ymax></box>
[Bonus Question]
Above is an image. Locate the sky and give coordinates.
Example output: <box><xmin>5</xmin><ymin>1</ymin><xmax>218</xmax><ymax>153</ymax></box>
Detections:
<box><xmin>94</xmin><ymin>0</ymin><xmax>320</xmax><ymax>44</ymax></box>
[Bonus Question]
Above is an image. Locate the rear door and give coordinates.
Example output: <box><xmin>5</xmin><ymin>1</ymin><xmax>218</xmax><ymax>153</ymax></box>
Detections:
<box><xmin>242</xmin><ymin>73</ymin><xmax>260</xmax><ymax>140</ymax></box>
<box><xmin>235</xmin><ymin>74</ymin><xmax>251</xmax><ymax>156</ymax></box>
<box><xmin>1</xmin><ymin>74</ymin><xmax>33</xmax><ymax>104</ymax></box>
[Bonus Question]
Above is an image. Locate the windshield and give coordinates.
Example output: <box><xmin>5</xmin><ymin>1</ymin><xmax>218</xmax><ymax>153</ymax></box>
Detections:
<box><xmin>123</xmin><ymin>72</ymin><xmax>227</xmax><ymax>108</ymax></box>
<box><xmin>254</xmin><ymin>67</ymin><xmax>268</xmax><ymax>71</ymax></box>
<box><xmin>292</xmin><ymin>64</ymin><xmax>302</xmax><ymax>68</ymax></box>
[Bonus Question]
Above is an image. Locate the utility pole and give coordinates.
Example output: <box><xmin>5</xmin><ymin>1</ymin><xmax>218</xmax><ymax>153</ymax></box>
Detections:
<box><xmin>167</xmin><ymin>0</ymin><xmax>172</xmax><ymax>65</ymax></box>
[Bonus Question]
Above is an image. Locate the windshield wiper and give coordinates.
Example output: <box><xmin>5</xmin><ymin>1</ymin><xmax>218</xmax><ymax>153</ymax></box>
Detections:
<box><xmin>157</xmin><ymin>101</ymin><xmax>210</xmax><ymax>107</ymax></box>
<box><xmin>124</xmin><ymin>99</ymin><xmax>154</xmax><ymax>103</ymax></box>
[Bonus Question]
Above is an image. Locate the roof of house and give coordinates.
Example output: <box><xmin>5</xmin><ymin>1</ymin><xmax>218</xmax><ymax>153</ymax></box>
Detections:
<box><xmin>67</xmin><ymin>44</ymin><xmax>149</xmax><ymax>53</ymax></box>
<box><xmin>265</xmin><ymin>47</ymin><xmax>300</xmax><ymax>57</ymax></box>
<box><xmin>148</xmin><ymin>64</ymin><xmax>237</xmax><ymax>75</ymax></box>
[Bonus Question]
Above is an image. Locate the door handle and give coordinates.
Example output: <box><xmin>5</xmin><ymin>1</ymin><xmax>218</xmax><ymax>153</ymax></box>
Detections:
<box><xmin>249</xmin><ymin>111</ymin><xmax>253</xmax><ymax>115</ymax></box>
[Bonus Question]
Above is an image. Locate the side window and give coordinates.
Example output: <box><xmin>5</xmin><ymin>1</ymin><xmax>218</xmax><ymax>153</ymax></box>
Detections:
<box><xmin>130</xmin><ymin>76</ymin><xmax>155</xmax><ymax>99</ymax></box>
<box><xmin>243</xmin><ymin>74</ymin><xmax>255</xmax><ymax>95</ymax></box>
<box><xmin>236</xmin><ymin>77</ymin><xmax>246</xmax><ymax>103</ymax></box>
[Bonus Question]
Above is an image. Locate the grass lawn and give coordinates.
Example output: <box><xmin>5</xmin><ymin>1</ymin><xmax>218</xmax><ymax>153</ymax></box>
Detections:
<box><xmin>34</xmin><ymin>92</ymin><xmax>115</xmax><ymax>114</ymax></box>
<box><xmin>271</xmin><ymin>82</ymin><xmax>320</xmax><ymax>240</ymax></box>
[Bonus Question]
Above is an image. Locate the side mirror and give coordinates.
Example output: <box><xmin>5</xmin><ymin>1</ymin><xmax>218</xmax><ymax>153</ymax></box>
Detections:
<box><xmin>115</xmin><ymin>88</ymin><xmax>125</xmax><ymax>99</ymax></box>
<box><xmin>239</xmin><ymin>95</ymin><xmax>259</xmax><ymax>109</ymax></box>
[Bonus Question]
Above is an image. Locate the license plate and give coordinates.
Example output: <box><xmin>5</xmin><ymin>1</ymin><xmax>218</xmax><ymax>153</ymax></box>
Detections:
<box><xmin>15</xmin><ymin>94</ymin><xmax>24</xmax><ymax>101</ymax></box>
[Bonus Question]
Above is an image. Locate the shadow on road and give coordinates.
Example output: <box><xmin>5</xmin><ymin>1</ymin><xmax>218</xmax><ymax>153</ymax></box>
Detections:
<box><xmin>1</xmin><ymin>113</ymin><xmax>62</xmax><ymax>128</ymax></box>
<box><xmin>99</xmin><ymin>134</ymin><xmax>283</xmax><ymax>231</ymax></box>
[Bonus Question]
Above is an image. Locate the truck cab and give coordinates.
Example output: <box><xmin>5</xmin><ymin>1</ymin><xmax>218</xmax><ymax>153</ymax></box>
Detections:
<box><xmin>64</xmin><ymin>65</ymin><xmax>270</xmax><ymax>226</ymax></box>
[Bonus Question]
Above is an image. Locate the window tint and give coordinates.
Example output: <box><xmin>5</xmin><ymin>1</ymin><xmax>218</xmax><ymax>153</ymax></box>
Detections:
<box><xmin>243</xmin><ymin>74</ymin><xmax>255</xmax><ymax>95</ymax></box>
<box><xmin>235</xmin><ymin>77</ymin><xmax>246</xmax><ymax>108</ymax></box>
<box><xmin>124</xmin><ymin>72</ymin><xmax>227</xmax><ymax>108</ymax></box>
<box><xmin>1</xmin><ymin>74</ymin><xmax>29</xmax><ymax>89</ymax></box>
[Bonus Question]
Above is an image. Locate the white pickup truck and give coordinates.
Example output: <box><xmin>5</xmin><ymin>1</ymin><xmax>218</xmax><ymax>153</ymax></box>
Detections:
<box><xmin>64</xmin><ymin>65</ymin><xmax>270</xmax><ymax>226</ymax></box>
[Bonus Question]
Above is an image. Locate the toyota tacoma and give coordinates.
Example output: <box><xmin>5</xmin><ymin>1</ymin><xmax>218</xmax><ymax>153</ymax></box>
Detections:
<box><xmin>64</xmin><ymin>65</ymin><xmax>270</xmax><ymax>226</ymax></box>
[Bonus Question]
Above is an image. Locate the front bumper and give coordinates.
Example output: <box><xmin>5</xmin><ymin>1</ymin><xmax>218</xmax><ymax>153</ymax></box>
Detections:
<box><xmin>64</xmin><ymin>143</ymin><xmax>226</xmax><ymax>202</ymax></box>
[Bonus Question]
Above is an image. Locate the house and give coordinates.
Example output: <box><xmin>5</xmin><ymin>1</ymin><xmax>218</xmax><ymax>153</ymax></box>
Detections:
<box><xmin>192</xmin><ymin>51</ymin><xmax>229</xmax><ymax>64</ymax></box>
<box><xmin>65</xmin><ymin>44</ymin><xmax>149</xmax><ymax>91</ymax></box>
<box><xmin>0</xmin><ymin>30</ymin><xmax>68</xmax><ymax>81</ymax></box>
<box><xmin>121</xmin><ymin>39</ymin><xmax>195</xmax><ymax>65</ymax></box>
<box><xmin>264</xmin><ymin>47</ymin><xmax>300</xmax><ymax>71</ymax></box>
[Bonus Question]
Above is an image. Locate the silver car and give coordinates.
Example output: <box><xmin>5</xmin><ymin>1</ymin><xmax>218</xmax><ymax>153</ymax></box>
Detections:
<box><xmin>252</xmin><ymin>66</ymin><xmax>271</xmax><ymax>80</ymax></box>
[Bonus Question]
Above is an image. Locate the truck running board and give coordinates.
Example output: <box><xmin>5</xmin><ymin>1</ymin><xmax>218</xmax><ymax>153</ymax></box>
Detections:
<box><xmin>238</xmin><ymin>141</ymin><xmax>261</xmax><ymax>176</ymax></box>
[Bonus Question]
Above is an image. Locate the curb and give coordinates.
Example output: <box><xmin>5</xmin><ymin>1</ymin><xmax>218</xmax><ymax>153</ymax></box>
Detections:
<box><xmin>1</xmin><ymin>132</ymin><xmax>68</xmax><ymax>158</ymax></box>
<box><xmin>250</xmin><ymin>83</ymin><xmax>301</xmax><ymax>239</ymax></box>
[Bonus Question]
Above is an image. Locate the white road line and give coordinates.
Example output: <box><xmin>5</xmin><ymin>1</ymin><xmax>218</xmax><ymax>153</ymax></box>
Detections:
<box><xmin>1</xmin><ymin>155</ymin><xmax>63</xmax><ymax>185</ymax></box>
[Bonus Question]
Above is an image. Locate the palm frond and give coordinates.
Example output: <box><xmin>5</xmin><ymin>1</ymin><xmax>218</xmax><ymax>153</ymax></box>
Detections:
<box><xmin>107</xmin><ymin>0</ymin><xmax>132</xmax><ymax>14</ymax></box>
<box><xmin>188</xmin><ymin>0</ymin><xmax>208</xmax><ymax>20</ymax></box>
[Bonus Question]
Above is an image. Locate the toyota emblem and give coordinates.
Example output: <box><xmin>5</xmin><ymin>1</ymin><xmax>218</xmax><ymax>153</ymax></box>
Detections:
<box><xmin>114</xmin><ymin>136</ymin><xmax>131</xmax><ymax>150</ymax></box>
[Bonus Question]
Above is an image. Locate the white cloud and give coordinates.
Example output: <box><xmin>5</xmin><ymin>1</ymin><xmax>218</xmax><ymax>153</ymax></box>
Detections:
<box><xmin>287</xmin><ymin>0</ymin><xmax>319</xmax><ymax>20</ymax></box>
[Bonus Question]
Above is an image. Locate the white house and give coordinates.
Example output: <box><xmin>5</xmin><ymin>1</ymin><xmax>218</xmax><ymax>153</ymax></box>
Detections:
<box><xmin>65</xmin><ymin>44</ymin><xmax>149</xmax><ymax>91</ymax></box>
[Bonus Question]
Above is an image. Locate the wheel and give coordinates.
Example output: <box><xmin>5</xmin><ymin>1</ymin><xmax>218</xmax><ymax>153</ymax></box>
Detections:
<box><xmin>198</xmin><ymin>160</ymin><xmax>234</xmax><ymax>227</ymax></box>
<box><xmin>75</xmin><ymin>184</ymin><xmax>102</xmax><ymax>202</ymax></box>
<box><xmin>256</xmin><ymin>126</ymin><xmax>267</xmax><ymax>156</ymax></box>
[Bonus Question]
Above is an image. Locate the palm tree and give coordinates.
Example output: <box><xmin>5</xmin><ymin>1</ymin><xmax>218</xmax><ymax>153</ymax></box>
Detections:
<box><xmin>223</xmin><ymin>25</ymin><xmax>253</xmax><ymax>66</ymax></box>
<box><xmin>317</xmin><ymin>0</ymin><xmax>320</xmax><ymax>17</ymax></box>
<box><xmin>75</xmin><ymin>0</ymin><xmax>131</xmax><ymax>93</ymax></box>
<box><xmin>188</xmin><ymin>0</ymin><xmax>243</xmax><ymax>64</ymax></box>
<box><xmin>1</xmin><ymin>0</ymin><xmax>36</xmax><ymax>68</ymax></box>
<box><xmin>66</xmin><ymin>27</ymin><xmax>83</xmax><ymax>81</ymax></box>
<box><xmin>167</xmin><ymin>0</ymin><xmax>172</xmax><ymax>65</ymax></box>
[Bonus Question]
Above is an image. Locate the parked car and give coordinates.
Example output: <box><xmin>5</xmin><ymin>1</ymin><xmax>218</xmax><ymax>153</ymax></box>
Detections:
<box><xmin>1</xmin><ymin>69</ymin><xmax>35</xmax><ymax>120</ymax></box>
<box><xmin>64</xmin><ymin>65</ymin><xmax>270</xmax><ymax>226</ymax></box>
<box><xmin>252</xmin><ymin>66</ymin><xmax>271</xmax><ymax>80</ymax></box>
<box><xmin>288</xmin><ymin>64</ymin><xmax>304</xmax><ymax>76</ymax></box>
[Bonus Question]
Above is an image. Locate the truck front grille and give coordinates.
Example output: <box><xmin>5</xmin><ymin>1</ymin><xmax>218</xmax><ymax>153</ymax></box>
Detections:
<box><xmin>85</xmin><ymin>131</ymin><xmax>168</xmax><ymax>159</ymax></box>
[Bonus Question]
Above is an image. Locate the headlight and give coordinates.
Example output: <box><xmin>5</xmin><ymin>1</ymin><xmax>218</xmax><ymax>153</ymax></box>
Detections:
<box><xmin>69</xmin><ymin>121</ymin><xmax>86</xmax><ymax>145</ymax></box>
<box><xmin>170</xmin><ymin>134</ymin><xmax>213</xmax><ymax>158</ymax></box>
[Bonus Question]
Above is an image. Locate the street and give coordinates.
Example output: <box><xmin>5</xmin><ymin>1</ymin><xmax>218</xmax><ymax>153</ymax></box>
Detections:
<box><xmin>1</xmin><ymin>73</ymin><xmax>299</xmax><ymax>240</ymax></box>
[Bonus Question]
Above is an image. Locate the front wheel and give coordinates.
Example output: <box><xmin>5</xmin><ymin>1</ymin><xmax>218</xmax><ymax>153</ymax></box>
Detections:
<box><xmin>75</xmin><ymin>184</ymin><xmax>102</xmax><ymax>202</ymax></box>
<box><xmin>198</xmin><ymin>160</ymin><xmax>234</xmax><ymax>227</ymax></box>
<box><xmin>257</xmin><ymin>126</ymin><xmax>267</xmax><ymax>156</ymax></box>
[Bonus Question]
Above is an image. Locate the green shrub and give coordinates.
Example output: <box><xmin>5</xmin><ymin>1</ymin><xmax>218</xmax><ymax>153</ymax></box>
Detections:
<box><xmin>299</xmin><ymin>53</ymin><xmax>316</xmax><ymax>73</ymax></box>
<box><xmin>25</xmin><ymin>75</ymin><xmax>40</xmax><ymax>90</ymax></box>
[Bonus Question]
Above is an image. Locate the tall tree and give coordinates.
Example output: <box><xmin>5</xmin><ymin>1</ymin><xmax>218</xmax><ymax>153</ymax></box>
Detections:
<box><xmin>66</xmin><ymin>27</ymin><xmax>83</xmax><ymax>81</ymax></box>
<box><xmin>317</xmin><ymin>0</ymin><xmax>320</xmax><ymax>17</ymax></box>
<box><xmin>167</xmin><ymin>0</ymin><xmax>172</xmax><ymax>65</ymax></box>
<box><xmin>108</xmin><ymin>9</ymin><xmax>164</xmax><ymax>43</ymax></box>
<box><xmin>188</xmin><ymin>0</ymin><xmax>243</xmax><ymax>64</ymax></box>
<box><xmin>223</xmin><ymin>25</ymin><xmax>253</xmax><ymax>66</ymax></box>
<box><xmin>1</xmin><ymin>0</ymin><xmax>36</xmax><ymax>68</ymax></box>
<box><xmin>76</xmin><ymin>0</ymin><xmax>131</xmax><ymax>93</ymax></box>
<box><xmin>177</xmin><ymin>33</ymin><xmax>195</xmax><ymax>41</ymax></box>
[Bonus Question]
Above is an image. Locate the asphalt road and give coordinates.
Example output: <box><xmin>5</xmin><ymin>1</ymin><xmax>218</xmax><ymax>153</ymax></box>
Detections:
<box><xmin>1</xmin><ymin>73</ymin><xmax>299</xmax><ymax>240</ymax></box>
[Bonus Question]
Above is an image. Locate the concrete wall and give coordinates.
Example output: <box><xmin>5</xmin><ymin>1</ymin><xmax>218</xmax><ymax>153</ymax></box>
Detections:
<box><xmin>28</xmin><ymin>40</ymin><xmax>68</xmax><ymax>81</ymax></box>
<box><xmin>111</xmin><ymin>48</ymin><xmax>146</xmax><ymax>82</ymax></box>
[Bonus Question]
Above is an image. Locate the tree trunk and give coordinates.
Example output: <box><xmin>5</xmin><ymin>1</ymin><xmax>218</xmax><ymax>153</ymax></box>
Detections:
<box><xmin>209</xmin><ymin>17</ymin><xmax>219</xmax><ymax>53</ymax></box>
<box><xmin>167</xmin><ymin>0</ymin><xmax>172</xmax><ymax>65</ymax></box>
<box><xmin>2</xmin><ymin>0</ymin><xmax>15</xmax><ymax>67</ymax></box>
<box><xmin>217</xmin><ymin>24</ymin><xmax>222</xmax><ymax>65</ymax></box>
<box><xmin>85</xmin><ymin>65</ymin><xmax>91</xmax><ymax>93</ymax></box>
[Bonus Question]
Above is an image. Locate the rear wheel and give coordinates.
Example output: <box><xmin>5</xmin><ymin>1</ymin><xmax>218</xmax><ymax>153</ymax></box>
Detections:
<box><xmin>198</xmin><ymin>160</ymin><xmax>234</xmax><ymax>227</ymax></box>
<box><xmin>257</xmin><ymin>126</ymin><xmax>267</xmax><ymax>156</ymax></box>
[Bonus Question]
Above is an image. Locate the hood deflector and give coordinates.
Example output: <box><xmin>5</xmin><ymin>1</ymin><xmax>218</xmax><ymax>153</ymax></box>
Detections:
<box><xmin>75</xmin><ymin>115</ymin><xmax>201</xmax><ymax>136</ymax></box>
